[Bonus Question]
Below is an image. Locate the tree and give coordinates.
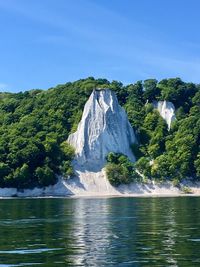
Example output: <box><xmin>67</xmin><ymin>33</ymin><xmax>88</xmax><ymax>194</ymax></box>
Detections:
<box><xmin>143</xmin><ymin>79</ymin><xmax>160</xmax><ymax>101</ymax></box>
<box><xmin>105</xmin><ymin>153</ymin><xmax>140</xmax><ymax>186</ymax></box>
<box><xmin>135</xmin><ymin>157</ymin><xmax>151</xmax><ymax>178</ymax></box>
<box><xmin>194</xmin><ymin>153</ymin><xmax>200</xmax><ymax>178</ymax></box>
<box><xmin>13</xmin><ymin>163</ymin><xmax>30</xmax><ymax>188</ymax></box>
<box><xmin>35</xmin><ymin>165</ymin><xmax>56</xmax><ymax>187</ymax></box>
<box><xmin>125</xmin><ymin>81</ymin><xmax>145</xmax><ymax>129</ymax></box>
<box><xmin>0</xmin><ymin>163</ymin><xmax>10</xmax><ymax>186</ymax></box>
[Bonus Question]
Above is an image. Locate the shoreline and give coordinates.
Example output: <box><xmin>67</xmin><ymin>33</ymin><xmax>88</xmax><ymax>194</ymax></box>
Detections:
<box><xmin>0</xmin><ymin>178</ymin><xmax>200</xmax><ymax>198</ymax></box>
<box><xmin>1</xmin><ymin>193</ymin><xmax>200</xmax><ymax>199</ymax></box>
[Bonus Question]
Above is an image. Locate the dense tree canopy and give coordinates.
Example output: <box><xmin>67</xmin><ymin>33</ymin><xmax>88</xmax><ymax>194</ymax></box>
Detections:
<box><xmin>0</xmin><ymin>77</ymin><xmax>199</xmax><ymax>188</ymax></box>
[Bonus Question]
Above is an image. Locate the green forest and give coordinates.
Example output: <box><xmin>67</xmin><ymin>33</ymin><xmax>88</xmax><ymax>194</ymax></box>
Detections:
<box><xmin>0</xmin><ymin>77</ymin><xmax>199</xmax><ymax>188</ymax></box>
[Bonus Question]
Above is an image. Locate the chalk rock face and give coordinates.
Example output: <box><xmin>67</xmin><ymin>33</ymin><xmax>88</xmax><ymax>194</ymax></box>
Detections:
<box><xmin>153</xmin><ymin>100</ymin><xmax>176</xmax><ymax>130</ymax></box>
<box><xmin>68</xmin><ymin>89</ymin><xmax>136</xmax><ymax>168</ymax></box>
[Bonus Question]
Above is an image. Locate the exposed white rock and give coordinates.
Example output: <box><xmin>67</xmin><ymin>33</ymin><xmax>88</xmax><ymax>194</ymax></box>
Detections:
<box><xmin>66</xmin><ymin>89</ymin><xmax>136</xmax><ymax>195</ymax></box>
<box><xmin>2</xmin><ymin>178</ymin><xmax>200</xmax><ymax>197</ymax></box>
<box><xmin>153</xmin><ymin>100</ymin><xmax>176</xmax><ymax>130</ymax></box>
<box><xmin>68</xmin><ymin>89</ymin><xmax>136</xmax><ymax>168</ymax></box>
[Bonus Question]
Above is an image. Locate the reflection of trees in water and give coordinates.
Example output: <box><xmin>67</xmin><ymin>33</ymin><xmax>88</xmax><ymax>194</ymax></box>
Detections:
<box><xmin>0</xmin><ymin>199</ymin><xmax>73</xmax><ymax>265</ymax></box>
<box><xmin>133</xmin><ymin>198</ymin><xmax>179</xmax><ymax>266</ymax></box>
<box><xmin>1</xmin><ymin>198</ymin><xmax>200</xmax><ymax>266</ymax></box>
<box><xmin>135</xmin><ymin>197</ymin><xmax>200</xmax><ymax>266</ymax></box>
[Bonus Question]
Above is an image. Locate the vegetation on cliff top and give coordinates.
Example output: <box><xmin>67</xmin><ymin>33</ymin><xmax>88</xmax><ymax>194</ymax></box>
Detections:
<box><xmin>0</xmin><ymin>77</ymin><xmax>199</xmax><ymax>188</ymax></box>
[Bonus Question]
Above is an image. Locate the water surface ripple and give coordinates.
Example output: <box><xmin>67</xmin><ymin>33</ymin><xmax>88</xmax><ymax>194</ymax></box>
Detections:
<box><xmin>0</xmin><ymin>197</ymin><xmax>200</xmax><ymax>266</ymax></box>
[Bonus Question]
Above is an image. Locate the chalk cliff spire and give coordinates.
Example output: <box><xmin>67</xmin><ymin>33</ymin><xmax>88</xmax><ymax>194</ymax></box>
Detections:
<box><xmin>153</xmin><ymin>100</ymin><xmax>176</xmax><ymax>130</ymax></box>
<box><xmin>68</xmin><ymin>89</ymin><xmax>136</xmax><ymax>168</ymax></box>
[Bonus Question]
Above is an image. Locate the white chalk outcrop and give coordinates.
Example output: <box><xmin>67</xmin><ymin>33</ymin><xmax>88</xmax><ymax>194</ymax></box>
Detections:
<box><xmin>64</xmin><ymin>89</ymin><xmax>136</xmax><ymax>195</ymax></box>
<box><xmin>68</xmin><ymin>89</ymin><xmax>136</xmax><ymax>168</ymax></box>
<box><xmin>153</xmin><ymin>100</ymin><xmax>176</xmax><ymax>130</ymax></box>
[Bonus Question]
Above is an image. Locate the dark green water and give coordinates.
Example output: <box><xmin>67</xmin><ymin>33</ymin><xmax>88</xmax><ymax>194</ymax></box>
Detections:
<box><xmin>0</xmin><ymin>197</ymin><xmax>200</xmax><ymax>267</ymax></box>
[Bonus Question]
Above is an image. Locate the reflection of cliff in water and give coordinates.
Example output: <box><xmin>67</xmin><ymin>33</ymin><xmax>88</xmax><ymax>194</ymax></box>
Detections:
<box><xmin>68</xmin><ymin>198</ymin><xmax>139</xmax><ymax>266</ymax></box>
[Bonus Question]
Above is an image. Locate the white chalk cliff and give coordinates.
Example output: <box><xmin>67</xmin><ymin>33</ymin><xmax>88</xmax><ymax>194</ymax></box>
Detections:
<box><xmin>65</xmin><ymin>89</ymin><xmax>136</xmax><ymax>195</ymax></box>
<box><xmin>153</xmin><ymin>100</ymin><xmax>176</xmax><ymax>130</ymax></box>
<box><xmin>68</xmin><ymin>89</ymin><xmax>136</xmax><ymax>168</ymax></box>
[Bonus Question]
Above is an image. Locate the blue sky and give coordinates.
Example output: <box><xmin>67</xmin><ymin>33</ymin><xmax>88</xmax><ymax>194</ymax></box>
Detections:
<box><xmin>0</xmin><ymin>0</ymin><xmax>200</xmax><ymax>92</ymax></box>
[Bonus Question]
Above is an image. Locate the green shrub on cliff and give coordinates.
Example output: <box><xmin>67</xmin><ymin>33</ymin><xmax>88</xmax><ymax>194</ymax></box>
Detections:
<box><xmin>105</xmin><ymin>153</ymin><xmax>140</xmax><ymax>186</ymax></box>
